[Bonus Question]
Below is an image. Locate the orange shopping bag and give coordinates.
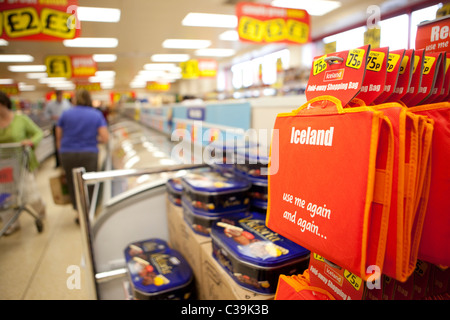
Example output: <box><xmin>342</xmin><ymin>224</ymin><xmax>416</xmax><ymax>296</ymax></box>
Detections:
<box><xmin>275</xmin><ymin>270</ymin><xmax>335</xmax><ymax>300</ymax></box>
<box><xmin>409</xmin><ymin>102</ymin><xmax>450</xmax><ymax>267</ymax></box>
<box><xmin>370</xmin><ymin>102</ymin><xmax>434</xmax><ymax>282</ymax></box>
<box><xmin>266</xmin><ymin>95</ymin><xmax>394</xmax><ymax>281</ymax></box>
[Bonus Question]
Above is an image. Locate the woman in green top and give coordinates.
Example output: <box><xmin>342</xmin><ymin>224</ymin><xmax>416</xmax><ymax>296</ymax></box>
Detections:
<box><xmin>0</xmin><ymin>91</ymin><xmax>45</xmax><ymax>235</ymax></box>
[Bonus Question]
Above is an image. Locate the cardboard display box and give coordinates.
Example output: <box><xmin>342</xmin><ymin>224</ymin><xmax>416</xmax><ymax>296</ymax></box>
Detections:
<box><xmin>200</xmin><ymin>242</ymin><xmax>274</xmax><ymax>300</ymax></box>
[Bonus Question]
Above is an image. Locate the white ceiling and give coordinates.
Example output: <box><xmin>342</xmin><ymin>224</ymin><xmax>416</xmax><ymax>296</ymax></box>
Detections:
<box><xmin>0</xmin><ymin>0</ymin><xmax>435</xmax><ymax>94</ymax></box>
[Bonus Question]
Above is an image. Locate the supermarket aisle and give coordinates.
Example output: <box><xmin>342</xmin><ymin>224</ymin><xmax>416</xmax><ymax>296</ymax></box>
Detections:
<box><xmin>0</xmin><ymin>155</ymin><xmax>92</xmax><ymax>300</ymax></box>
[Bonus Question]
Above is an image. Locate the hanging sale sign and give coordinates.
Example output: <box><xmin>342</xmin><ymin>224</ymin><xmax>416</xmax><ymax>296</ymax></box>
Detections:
<box><xmin>415</xmin><ymin>16</ymin><xmax>450</xmax><ymax>53</ymax></box>
<box><xmin>236</xmin><ymin>2</ymin><xmax>310</xmax><ymax>45</ymax></box>
<box><xmin>0</xmin><ymin>0</ymin><xmax>80</xmax><ymax>41</ymax></box>
<box><xmin>71</xmin><ymin>55</ymin><xmax>97</xmax><ymax>78</ymax></box>
<box><xmin>45</xmin><ymin>55</ymin><xmax>72</xmax><ymax>78</ymax></box>
<box><xmin>45</xmin><ymin>55</ymin><xmax>97</xmax><ymax>78</ymax></box>
<box><xmin>146</xmin><ymin>82</ymin><xmax>171</xmax><ymax>92</ymax></box>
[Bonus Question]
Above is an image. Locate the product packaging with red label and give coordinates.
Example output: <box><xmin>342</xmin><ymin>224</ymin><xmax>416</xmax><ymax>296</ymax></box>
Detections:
<box><xmin>405</xmin><ymin>52</ymin><xmax>442</xmax><ymax>106</ymax></box>
<box><xmin>401</xmin><ymin>49</ymin><xmax>425</xmax><ymax>105</ymax></box>
<box><xmin>305</xmin><ymin>45</ymin><xmax>369</xmax><ymax>106</ymax></box>
<box><xmin>373</xmin><ymin>49</ymin><xmax>405</xmax><ymax>104</ymax></box>
<box><xmin>354</xmin><ymin>47</ymin><xmax>389</xmax><ymax>105</ymax></box>
<box><xmin>385</xmin><ymin>49</ymin><xmax>414</xmax><ymax>103</ymax></box>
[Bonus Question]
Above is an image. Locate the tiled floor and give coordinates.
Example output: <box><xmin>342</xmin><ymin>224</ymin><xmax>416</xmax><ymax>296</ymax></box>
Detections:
<box><xmin>0</xmin><ymin>155</ymin><xmax>93</xmax><ymax>300</ymax></box>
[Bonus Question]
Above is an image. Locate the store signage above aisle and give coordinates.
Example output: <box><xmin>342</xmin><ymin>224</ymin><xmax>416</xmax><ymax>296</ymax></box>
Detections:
<box><xmin>0</xmin><ymin>84</ymin><xmax>19</xmax><ymax>96</ymax></box>
<box><xmin>75</xmin><ymin>82</ymin><xmax>101</xmax><ymax>91</ymax></box>
<box><xmin>180</xmin><ymin>59</ymin><xmax>218</xmax><ymax>79</ymax></box>
<box><xmin>45</xmin><ymin>54</ymin><xmax>97</xmax><ymax>78</ymax></box>
<box><xmin>146</xmin><ymin>82</ymin><xmax>170</xmax><ymax>92</ymax></box>
<box><xmin>236</xmin><ymin>2</ymin><xmax>310</xmax><ymax>45</ymax></box>
<box><xmin>0</xmin><ymin>0</ymin><xmax>80</xmax><ymax>41</ymax></box>
<box><xmin>415</xmin><ymin>15</ymin><xmax>450</xmax><ymax>54</ymax></box>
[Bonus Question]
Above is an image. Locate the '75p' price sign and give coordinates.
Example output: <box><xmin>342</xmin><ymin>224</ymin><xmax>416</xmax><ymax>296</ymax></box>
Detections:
<box><xmin>0</xmin><ymin>0</ymin><xmax>80</xmax><ymax>41</ymax></box>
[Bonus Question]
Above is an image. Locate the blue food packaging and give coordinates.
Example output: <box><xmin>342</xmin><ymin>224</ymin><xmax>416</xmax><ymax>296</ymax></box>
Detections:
<box><xmin>181</xmin><ymin>171</ymin><xmax>250</xmax><ymax>214</ymax></box>
<box><xmin>210</xmin><ymin>212</ymin><xmax>310</xmax><ymax>294</ymax></box>
<box><xmin>234</xmin><ymin>146</ymin><xmax>269</xmax><ymax>180</ymax></box>
<box><xmin>182</xmin><ymin>198</ymin><xmax>249</xmax><ymax>237</ymax></box>
<box><xmin>124</xmin><ymin>241</ymin><xmax>195</xmax><ymax>300</ymax></box>
<box><xmin>166</xmin><ymin>178</ymin><xmax>183</xmax><ymax>206</ymax></box>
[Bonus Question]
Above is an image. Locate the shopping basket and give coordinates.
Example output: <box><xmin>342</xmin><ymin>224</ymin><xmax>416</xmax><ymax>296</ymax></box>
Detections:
<box><xmin>0</xmin><ymin>142</ymin><xmax>43</xmax><ymax>237</ymax></box>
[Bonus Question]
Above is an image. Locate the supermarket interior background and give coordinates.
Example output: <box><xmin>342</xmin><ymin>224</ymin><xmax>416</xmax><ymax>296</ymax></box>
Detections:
<box><xmin>0</xmin><ymin>0</ymin><xmax>448</xmax><ymax>301</ymax></box>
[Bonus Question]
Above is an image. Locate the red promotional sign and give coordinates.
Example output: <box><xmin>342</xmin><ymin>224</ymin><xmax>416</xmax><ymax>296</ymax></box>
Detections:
<box><xmin>236</xmin><ymin>2</ymin><xmax>310</xmax><ymax>45</ymax></box>
<box><xmin>71</xmin><ymin>55</ymin><xmax>97</xmax><ymax>78</ymax></box>
<box><xmin>198</xmin><ymin>59</ymin><xmax>218</xmax><ymax>78</ymax></box>
<box><xmin>305</xmin><ymin>45</ymin><xmax>370</xmax><ymax>106</ymax></box>
<box><xmin>0</xmin><ymin>0</ymin><xmax>80</xmax><ymax>41</ymax></box>
<box><xmin>415</xmin><ymin>16</ymin><xmax>450</xmax><ymax>53</ymax></box>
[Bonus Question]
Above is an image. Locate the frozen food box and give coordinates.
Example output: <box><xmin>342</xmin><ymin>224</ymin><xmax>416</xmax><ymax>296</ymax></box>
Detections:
<box><xmin>166</xmin><ymin>177</ymin><xmax>183</xmax><ymax>206</ymax></box>
<box><xmin>125</xmin><ymin>238</ymin><xmax>170</xmax><ymax>256</ymax></box>
<box><xmin>235</xmin><ymin>147</ymin><xmax>269</xmax><ymax>180</ymax></box>
<box><xmin>248</xmin><ymin>178</ymin><xmax>268</xmax><ymax>213</ymax></box>
<box><xmin>182</xmin><ymin>198</ymin><xmax>249</xmax><ymax>237</ymax></box>
<box><xmin>181</xmin><ymin>171</ymin><xmax>251</xmax><ymax>213</ymax></box>
<box><xmin>204</xmin><ymin>141</ymin><xmax>237</xmax><ymax>173</ymax></box>
<box><xmin>125</xmin><ymin>243</ymin><xmax>195</xmax><ymax>300</ymax></box>
<box><xmin>210</xmin><ymin>212</ymin><xmax>310</xmax><ymax>295</ymax></box>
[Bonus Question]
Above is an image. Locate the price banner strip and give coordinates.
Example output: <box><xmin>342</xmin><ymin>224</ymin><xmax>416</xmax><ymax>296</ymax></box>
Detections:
<box><xmin>236</xmin><ymin>2</ymin><xmax>310</xmax><ymax>45</ymax></box>
<box><xmin>0</xmin><ymin>0</ymin><xmax>80</xmax><ymax>41</ymax></box>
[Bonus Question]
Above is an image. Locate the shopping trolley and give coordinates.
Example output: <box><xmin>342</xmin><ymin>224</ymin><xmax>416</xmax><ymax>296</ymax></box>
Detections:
<box><xmin>0</xmin><ymin>142</ymin><xmax>43</xmax><ymax>237</ymax></box>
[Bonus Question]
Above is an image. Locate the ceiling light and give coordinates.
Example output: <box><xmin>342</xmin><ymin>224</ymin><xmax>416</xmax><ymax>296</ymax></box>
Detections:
<box><xmin>130</xmin><ymin>82</ymin><xmax>146</xmax><ymax>88</ymax></box>
<box><xmin>77</xmin><ymin>7</ymin><xmax>121</xmax><ymax>22</ymax></box>
<box><xmin>93</xmin><ymin>54</ymin><xmax>117</xmax><ymax>62</ymax></box>
<box><xmin>0</xmin><ymin>79</ymin><xmax>14</xmax><ymax>84</ymax></box>
<box><xmin>8</xmin><ymin>65</ymin><xmax>46</xmax><ymax>72</ymax></box>
<box><xmin>271</xmin><ymin>0</ymin><xmax>341</xmax><ymax>16</ymax></box>
<box><xmin>195</xmin><ymin>48</ymin><xmax>236</xmax><ymax>57</ymax></box>
<box><xmin>63</xmin><ymin>37</ymin><xmax>118</xmax><ymax>48</ymax></box>
<box><xmin>0</xmin><ymin>54</ymin><xmax>34</xmax><ymax>62</ymax></box>
<box><xmin>101</xmin><ymin>83</ymin><xmax>114</xmax><ymax>89</ymax></box>
<box><xmin>18</xmin><ymin>84</ymin><xmax>35</xmax><ymax>91</ymax></box>
<box><xmin>138</xmin><ymin>70</ymin><xmax>166</xmax><ymax>76</ymax></box>
<box><xmin>151</xmin><ymin>54</ymin><xmax>190</xmax><ymax>62</ymax></box>
<box><xmin>39</xmin><ymin>77</ymin><xmax>68</xmax><ymax>84</ymax></box>
<box><xmin>143</xmin><ymin>63</ymin><xmax>177</xmax><ymax>71</ymax></box>
<box><xmin>219</xmin><ymin>30</ymin><xmax>239</xmax><ymax>41</ymax></box>
<box><xmin>0</xmin><ymin>40</ymin><xmax>8</xmax><ymax>46</ymax></box>
<box><xmin>162</xmin><ymin>39</ymin><xmax>211</xmax><ymax>49</ymax></box>
<box><xmin>182</xmin><ymin>13</ymin><xmax>237</xmax><ymax>28</ymax></box>
<box><xmin>26</xmin><ymin>72</ymin><xmax>48</xmax><ymax>79</ymax></box>
<box><xmin>94</xmin><ymin>70</ymin><xmax>116</xmax><ymax>78</ymax></box>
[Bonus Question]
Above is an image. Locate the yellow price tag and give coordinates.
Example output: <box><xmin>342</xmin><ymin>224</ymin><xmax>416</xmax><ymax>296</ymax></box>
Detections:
<box><xmin>346</xmin><ymin>48</ymin><xmax>365</xmax><ymax>69</ymax></box>
<box><xmin>3</xmin><ymin>7</ymin><xmax>41</xmax><ymax>38</ymax></box>
<box><xmin>180</xmin><ymin>60</ymin><xmax>199</xmax><ymax>79</ymax></box>
<box><xmin>399</xmin><ymin>55</ymin><xmax>410</xmax><ymax>75</ymax></box>
<box><xmin>41</xmin><ymin>8</ymin><xmax>76</xmax><ymax>39</ymax></box>
<box><xmin>422</xmin><ymin>56</ymin><xmax>436</xmax><ymax>75</ymax></box>
<box><xmin>344</xmin><ymin>270</ymin><xmax>362</xmax><ymax>291</ymax></box>
<box><xmin>45</xmin><ymin>55</ymin><xmax>72</xmax><ymax>78</ymax></box>
<box><xmin>286</xmin><ymin>19</ymin><xmax>309</xmax><ymax>44</ymax></box>
<box><xmin>313</xmin><ymin>55</ymin><xmax>327</xmax><ymax>75</ymax></box>
<box><xmin>366</xmin><ymin>51</ymin><xmax>385</xmax><ymax>72</ymax></box>
<box><xmin>265</xmin><ymin>19</ymin><xmax>286</xmax><ymax>42</ymax></box>
<box><xmin>412</xmin><ymin>55</ymin><xmax>420</xmax><ymax>74</ymax></box>
<box><xmin>387</xmin><ymin>53</ymin><xmax>401</xmax><ymax>73</ymax></box>
<box><xmin>238</xmin><ymin>16</ymin><xmax>264</xmax><ymax>42</ymax></box>
<box><xmin>313</xmin><ymin>253</ymin><xmax>325</xmax><ymax>261</ymax></box>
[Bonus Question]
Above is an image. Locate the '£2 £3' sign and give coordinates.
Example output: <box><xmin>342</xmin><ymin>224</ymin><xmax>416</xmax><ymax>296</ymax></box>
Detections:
<box><xmin>236</xmin><ymin>2</ymin><xmax>310</xmax><ymax>45</ymax></box>
<box><xmin>0</xmin><ymin>1</ymin><xmax>80</xmax><ymax>41</ymax></box>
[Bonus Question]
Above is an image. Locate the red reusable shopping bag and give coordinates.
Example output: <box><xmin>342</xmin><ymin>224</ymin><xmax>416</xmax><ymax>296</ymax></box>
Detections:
<box><xmin>409</xmin><ymin>102</ymin><xmax>450</xmax><ymax>267</ymax></box>
<box><xmin>266</xmin><ymin>95</ymin><xmax>394</xmax><ymax>281</ymax></box>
